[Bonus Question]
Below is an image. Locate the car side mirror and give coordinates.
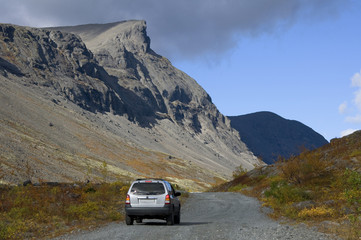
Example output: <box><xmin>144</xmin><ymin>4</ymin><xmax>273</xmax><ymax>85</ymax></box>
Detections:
<box><xmin>175</xmin><ymin>192</ymin><xmax>181</xmax><ymax>197</ymax></box>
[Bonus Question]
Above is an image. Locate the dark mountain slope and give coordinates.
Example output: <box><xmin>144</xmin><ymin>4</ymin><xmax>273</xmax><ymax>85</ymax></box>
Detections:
<box><xmin>228</xmin><ymin>111</ymin><xmax>328</xmax><ymax>164</ymax></box>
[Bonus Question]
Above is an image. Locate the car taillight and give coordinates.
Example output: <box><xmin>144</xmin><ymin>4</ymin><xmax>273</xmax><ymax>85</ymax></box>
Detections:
<box><xmin>165</xmin><ymin>194</ymin><xmax>170</xmax><ymax>204</ymax></box>
<box><xmin>125</xmin><ymin>194</ymin><xmax>130</xmax><ymax>204</ymax></box>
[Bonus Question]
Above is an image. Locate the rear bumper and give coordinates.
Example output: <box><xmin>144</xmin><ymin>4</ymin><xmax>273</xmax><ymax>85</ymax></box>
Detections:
<box><xmin>125</xmin><ymin>205</ymin><xmax>171</xmax><ymax>217</ymax></box>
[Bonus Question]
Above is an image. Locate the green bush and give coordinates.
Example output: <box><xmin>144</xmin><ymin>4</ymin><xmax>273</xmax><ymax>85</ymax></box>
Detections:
<box><xmin>228</xmin><ymin>184</ymin><xmax>247</xmax><ymax>192</ymax></box>
<box><xmin>277</xmin><ymin>151</ymin><xmax>331</xmax><ymax>185</ymax></box>
<box><xmin>66</xmin><ymin>201</ymin><xmax>99</xmax><ymax>220</ymax></box>
<box><xmin>265</xmin><ymin>180</ymin><xmax>310</xmax><ymax>205</ymax></box>
<box><xmin>344</xmin><ymin>170</ymin><xmax>361</xmax><ymax>218</ymax></box>
<box><xmin>0</xmin><ymin>221</ymin><xmax>7</xmax><ymax>240</ymax></box>
<box><xmin>232</xmin><ymin>165</ymin><xmax>247</xmax><ymax>178</ymax></box>
<box><xmin>350</xmin><ymin>149</ymin><xmax>361</xmax><ymax>157</ymax></box>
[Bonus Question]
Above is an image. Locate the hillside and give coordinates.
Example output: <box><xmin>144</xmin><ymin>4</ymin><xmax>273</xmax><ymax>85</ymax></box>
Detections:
<box><xmin>0</xmin><ymin>21</ymin><xmax>262</xmax><ymax>190</ymax></box>
<box><xmin>228</xmin><ymin>111</ymin><xmax>328</xmax><ymax>164</ymax></box>
<box><xmin>217</xmin><ymin>130</ymin><xmax>361</xmax><ymax>239</ymax></box>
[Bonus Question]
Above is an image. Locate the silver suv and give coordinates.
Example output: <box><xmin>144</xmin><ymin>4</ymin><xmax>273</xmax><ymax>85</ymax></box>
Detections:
<box><xmin>125</xmin><ymin>179</ymin><xmax>181</xmax><ymax>225</ymax></box>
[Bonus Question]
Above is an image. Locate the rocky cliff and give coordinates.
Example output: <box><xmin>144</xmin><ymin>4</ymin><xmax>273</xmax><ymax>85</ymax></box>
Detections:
<box><xmin>0</xmin><ymin>21</ymin><xmax>261</xmax><ymax>190</ymax></box>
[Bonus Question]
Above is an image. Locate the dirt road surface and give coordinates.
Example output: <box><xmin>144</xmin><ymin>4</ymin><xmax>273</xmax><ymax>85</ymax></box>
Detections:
<box><xmin>56</xmin><ymin>192</ymin><xmax>337</xmax><ymax>240</ymax></box>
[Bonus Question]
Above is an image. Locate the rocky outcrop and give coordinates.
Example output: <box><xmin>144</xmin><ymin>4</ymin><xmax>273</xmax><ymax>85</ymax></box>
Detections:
<box><xmin>0</xmin><ymin>24</ymin><xmax>160</xmax><ymax>126</ymax></box>
<box><xmin>52</xmin><ymin>21</ymin><xmax>214</xmax><ymax>128</ymax></box>
<box><xmin>0</xmin><ymin>21</ymin><xmax>261</xmax><ymax>187</ymax></box>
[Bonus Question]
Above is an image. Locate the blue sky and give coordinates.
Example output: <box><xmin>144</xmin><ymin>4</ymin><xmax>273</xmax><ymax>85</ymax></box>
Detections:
<box><xmin>172</xmin><ymin>5</ymin><xmax>361</xmax><ymax>140</ymax></box>
<box><xmin>1</xmin><ymin>0</ymin><xmax>360</xmax><ymax>140</ymax></box>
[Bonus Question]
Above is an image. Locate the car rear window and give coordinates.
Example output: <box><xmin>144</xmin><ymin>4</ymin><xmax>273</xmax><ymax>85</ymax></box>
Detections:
<box><xmin>130</xmin><ymin>182</ymin><xmax>165</xmax><ymax>195</ymax></box>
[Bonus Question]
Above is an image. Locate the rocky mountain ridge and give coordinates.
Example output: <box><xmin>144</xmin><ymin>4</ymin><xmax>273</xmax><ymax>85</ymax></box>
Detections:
<box><xmin>228</xmin><ymin>111</ymin><xmax>328</xmax><ymax>164</ymax></box>
<box><xmin>0</xmin><ymin>21</ymin><xmax>261</xmax><ymax>190</ymax></box>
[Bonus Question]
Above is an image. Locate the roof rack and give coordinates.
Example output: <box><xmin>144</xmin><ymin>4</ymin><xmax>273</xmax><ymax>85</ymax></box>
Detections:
<box><xmin>136</xmin><ymin>178</ymin><xmax>165</xmax><ymax>181</ymax></box>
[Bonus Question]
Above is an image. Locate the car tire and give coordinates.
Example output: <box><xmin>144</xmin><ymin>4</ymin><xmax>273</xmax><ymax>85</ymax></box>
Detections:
<box><xmin>166</xmin><ymin>212</ymin><xmax>174</xmax><ymax>225</ymax></box>
<box><xmin>174</xmin><ymin>211</ymin><xmax>180</xmax><ymax>224</ymax></box>
<box><xmin>125</xmin><ymin>214</ymin><xmax>133</xmax><ymax>225</ymax></box>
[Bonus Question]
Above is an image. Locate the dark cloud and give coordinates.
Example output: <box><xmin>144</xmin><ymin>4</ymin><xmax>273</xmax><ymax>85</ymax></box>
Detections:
<box><xmin>0</xmin><ymin>0</ymin><xmax>352</xmax><ymax>61</ymax></box>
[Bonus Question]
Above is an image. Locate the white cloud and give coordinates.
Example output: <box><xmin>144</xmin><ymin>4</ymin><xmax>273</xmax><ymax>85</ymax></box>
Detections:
<box><xmin>340</xmin><ymin>128</ymin><xmax>358</xmax><ymax>137</ymax></box>
<box><xmin>354</xmin><ymin>89</ymin><xmax>361</xmax><ymax>111</ymax></box>
<box><xmin>338</xmin><ymin>101</ymin><xmax>347</xmax><ymax>114</ymax></box>
<box><xmin>351</xmin><ymin>70</ymin><xmax>361</xmax><ymax>87</ymax></box>
<box><xmin>342</xmin><ymin>69</ymin><xmax>361</xmax><ymax>122</ymax></box>
<box><xmin>346</xmin><ymin>115</ymin><xmax>361</xmax><ymax>123</ymax></box>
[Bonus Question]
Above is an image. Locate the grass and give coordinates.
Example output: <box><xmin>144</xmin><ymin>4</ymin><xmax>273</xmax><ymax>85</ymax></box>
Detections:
<box><xmin>216</xmin><ymin>130</ymin><xmax>361</xmax><ymax>239</ymax></box>
<box><xmin>0</xmin><ymin>181</ymin><xmax>129</xmax><ymax>239</ymax></box>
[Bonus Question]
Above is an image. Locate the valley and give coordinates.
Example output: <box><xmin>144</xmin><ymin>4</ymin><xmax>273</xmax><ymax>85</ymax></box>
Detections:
<box><xmin>1</xmin><ymin>19</ymin><xmax>359</xmax><ymax>239</ymax></box>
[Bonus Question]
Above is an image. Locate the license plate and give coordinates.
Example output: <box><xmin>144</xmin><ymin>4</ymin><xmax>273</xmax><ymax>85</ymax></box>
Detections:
<box><xmin>139</xmin><ymin>199</ymin><xmax>155</xmax><ymax>204</ymax></box>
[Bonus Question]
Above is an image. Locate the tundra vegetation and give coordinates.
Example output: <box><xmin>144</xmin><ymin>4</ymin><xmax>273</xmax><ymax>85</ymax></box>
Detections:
<box><xmin>217</xmin><ymin>131</ymin><xmax>361</xmax><ymax>240</ymax></box>
<box><xmin>0</xmin><ymin>163</ymin><xmax>188</xmax><ymax>240</ymax></box>
<box><xmin>0</xmin><ymin>178</ymin><xmax>130</xmax><ymax>239</ymax></box>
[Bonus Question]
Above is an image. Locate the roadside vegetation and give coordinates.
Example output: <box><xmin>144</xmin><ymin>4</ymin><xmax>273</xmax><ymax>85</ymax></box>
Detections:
<box><xmin>215</xmin><ymin>130</ymin><xmax>361</xmax><ymax>240</ymax></box>
<box><xmin>0</xmin><ymin>176</ymin><xmax>189</xmax><ymax>239</ymax></box>
<box><xmin>0</xmin><ymin>181</ymin><xmax>130</xmax><ymax>239</ymax></box>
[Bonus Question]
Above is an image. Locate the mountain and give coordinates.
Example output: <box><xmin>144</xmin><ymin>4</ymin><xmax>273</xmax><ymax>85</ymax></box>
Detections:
<box><xmin>228</xmin><ymin>111</ymin><xmax>328</xmax><ymax>164</ymax></box>
<box><xmin>0</xmin><ymin>21</ymin><xmax>261</xmax><ymax>190</ymax></box>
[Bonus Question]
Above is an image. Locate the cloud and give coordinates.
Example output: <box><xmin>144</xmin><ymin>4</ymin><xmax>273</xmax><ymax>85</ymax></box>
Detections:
<box><xmin>341</xmin><ymin>69</ymin><xmax>361</xmax><ymax>122</ymax></box>
<box><xmin>338</xmin><ymin>102</ymin><xmax>347</xmax><ymax>114</ymax></box>
<box><xmin>351</xmin><ymin>70</ymin><xmax>361</xmax><ymax>111</ymax></box>
<box><xmin>353</xmin><ymin>89</ymin><xmax>361</xmax><ymax>111</ymax></box>
<box><xmin>0</xmin><ymin>0</ymin><xmax>352</xmax><ymax>61</ymax></box>
<box><xmin>346</xmin><ymin>115</ymin><xmax>361</xmax><ymax>123</ymax></box>
<box><xmin>351</xmin><ymin>70</ymin><xmax>361</xmax><ymax>87</ymax></box>
<box><xmin>340</xmin><ymin>128</ymin><xmax>358</xmax><ymax>137</ymax></box>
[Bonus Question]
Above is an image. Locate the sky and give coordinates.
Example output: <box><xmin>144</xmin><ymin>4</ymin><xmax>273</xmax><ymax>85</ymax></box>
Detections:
<box><xmin>0</xmin><ymin>0</ymin><xmax>360</xmax><ymax>141</ymax></box>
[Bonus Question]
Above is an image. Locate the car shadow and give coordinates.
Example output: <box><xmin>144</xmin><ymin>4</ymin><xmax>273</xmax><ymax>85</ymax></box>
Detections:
<box><xmin>140</xmin><ymin>221</ymin><xmax>210</xmax><ymax>226</ymax></box>
<box><xmin>179</xmin><ymin>222</ymin><xmax>211</xmax><ymax>226</ymax></box>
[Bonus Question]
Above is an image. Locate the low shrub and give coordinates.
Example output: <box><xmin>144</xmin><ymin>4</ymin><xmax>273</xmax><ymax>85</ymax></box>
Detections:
<box><xmin>66</xmin><ymin>201</ymin><xmax>99</xmax><ymax>221</ymax></box>
<box><xmin>264</xmin><ymin>180</ymin><xmax>310</xmax><ymax>205</ymax></box>
<box><xmin>350</xmin><ymin>149</ymin><xmax>361</xmax><ymax>158</ymax></box>
<box><xmin>232</xmin><ymin>165</ymin><xmax>247</xmax><ymax>179</ymax></box>
<box><xmin>277</xmin><ymin>151</ymin><xmax>331</xmax><ymax>185</ymax></box>
<box><xmin>343</xmin><ymin>169</ymin><xmax>361</xmax><ymax>225</ymax></box>
<box><xmin>228</xmin><ymin>184</ymin><xmax>247</xmax><ymax>192</ymax></box>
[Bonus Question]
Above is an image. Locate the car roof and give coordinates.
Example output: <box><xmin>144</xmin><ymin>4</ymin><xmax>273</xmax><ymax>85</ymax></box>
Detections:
<box><xmin>133</xmin><ymin>179</ymin><xmax>168</xmax><ymax>183</ymax></box>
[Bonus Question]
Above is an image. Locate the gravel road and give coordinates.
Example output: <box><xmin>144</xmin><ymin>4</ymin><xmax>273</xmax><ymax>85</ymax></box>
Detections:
<box><xmin>56</xmin><ymin>192</ymin><xmax>337</xmax><ymax>240</ymax></box>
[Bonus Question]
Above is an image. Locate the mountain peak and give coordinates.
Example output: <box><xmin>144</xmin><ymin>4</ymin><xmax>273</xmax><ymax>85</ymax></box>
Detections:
<box><xmin>52</xmin><ymin>20</ymin><xmax>151</xmax><ymax>56</ymax></box>
<box><xmin>228</xmin><ymin>112</ymin><xmax>328</xmax><ymax>164</ymax></box>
